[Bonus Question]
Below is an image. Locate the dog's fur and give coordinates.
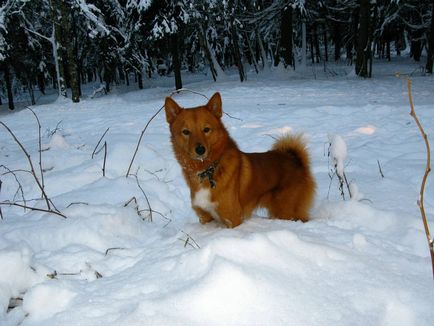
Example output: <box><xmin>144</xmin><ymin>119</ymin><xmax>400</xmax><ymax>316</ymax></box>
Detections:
<box><xmin>164</xmin><ymin>92</ymin><xmax>316</xmax><ymax>228</ymax></box>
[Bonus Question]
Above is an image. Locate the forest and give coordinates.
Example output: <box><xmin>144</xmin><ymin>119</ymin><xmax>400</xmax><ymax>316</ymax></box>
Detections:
<box><xmin>1</xmin><ymin>0</ymin><xmax>434</xmax><ymax>109</ymax></box>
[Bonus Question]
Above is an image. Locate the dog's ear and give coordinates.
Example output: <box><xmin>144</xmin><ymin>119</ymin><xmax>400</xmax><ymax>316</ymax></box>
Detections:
<box><xmin>206</xmin><ymin>92</ymin><xmax>222</xmax><ymax>118</ymax></box>
<box><xmin>165</xmin><ymin>97</ymin><xmax>182</xmax><ymax>124</ymax></box>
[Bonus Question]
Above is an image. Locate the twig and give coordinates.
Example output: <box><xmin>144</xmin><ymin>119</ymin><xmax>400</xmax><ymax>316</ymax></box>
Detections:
<box><xmin>102</xmin><ymin>142</ymin><xmax>107</xmax><ymax>177</ymax></box>
<box><xmin>66</xmin><ymin>202</ymin><xmax>89</xmax><ymax>208</ymax></box>
<box><xmin>377</xmin><ymin>159</ymin><xmax>385</xmax><ymax>178</ymax></box>
<box><xmin>0</xmin><ymin>201</ymin><xmax>67</xmax><ymax>218</ymax></box>
<box><xmin>26</xmin><ymin>107</ymin><xmax>45</xmax><ymax>194</ymax></box>
<box><xmin>0</xmin><ymin>180</ymin><xmax>3</xmax><ymax>219</ymax></box>
<box><xmin>105</xmin><ymin>247</ymin><xmax>126</xmax><ymax>256</ymax></box>
<box><xmin>223</xmin><ymin>111</ymin><xmax>243</xmax><ymax>121</ymax></box>
<box><xmin>179</xmin><ymin>231</ymin><xmax>200</xmax><ymax>249</ymax></box>
<box><xmin>343</xmin><ymin>171</ymin><xmax>352</xmax><ymax>199</ymax></box>
<box><xmin>125</xmin><ymin>104</ymin><xmax>164</xmax><ymax>177</ymax></box>
<box><xmin>92</xmin><ymin>127</ymin><xmax>110</xmax><ymax>159</ymax></box>
<box><xmin>172</xmin><ymin>87</ymin><xmax>209</xmax><ymax>100</ymax></box>
<box><xmin>128</xmin><ymin>171</ymin><xmax>153</xmax><ymax>221</ymax></box>
<box><xmin>1</xmin><ymin>165</ymin><xmax>26</xmax><ymax>205</ymax></box>
<box><xmin>407</xmin><ymin>78</ymin><xmax>434</xmax><ymax>279</ymax></box>
<box><xmin>47</xmin><ymin>120</ymin><xmax>63</xmax><ymax>137</ymax></box>
<box><xmin>0</xmin><ymin>121</ymin><xmax>57</xmax><ymax>212</ymax></box>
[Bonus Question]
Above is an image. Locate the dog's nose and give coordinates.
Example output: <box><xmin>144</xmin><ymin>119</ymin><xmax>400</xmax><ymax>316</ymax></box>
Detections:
<box><xmin>195</xmin><ymin>144</ymin><xmax>206</xmax><ymax>156</ymax></box>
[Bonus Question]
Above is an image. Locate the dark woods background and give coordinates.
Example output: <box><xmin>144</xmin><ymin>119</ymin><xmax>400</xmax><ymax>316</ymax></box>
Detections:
<box><xmin>1</xmin><ymin>0</ymin><xmax>434</xmax><ymax>109</ymax></box>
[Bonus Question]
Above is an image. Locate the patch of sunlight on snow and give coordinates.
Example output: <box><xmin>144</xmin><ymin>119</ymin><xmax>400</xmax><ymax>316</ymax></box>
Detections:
<box><xmin>355</xmin><ymin>125</ymin><xmax>376</xmax><ymax>135</ymax></box>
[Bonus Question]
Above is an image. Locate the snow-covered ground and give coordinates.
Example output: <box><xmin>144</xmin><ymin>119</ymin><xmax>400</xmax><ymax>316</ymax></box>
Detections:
<box><xmin>1</xmin><ymin>58</ymin><xmax>434</xmax><ymax>325</ymax></box>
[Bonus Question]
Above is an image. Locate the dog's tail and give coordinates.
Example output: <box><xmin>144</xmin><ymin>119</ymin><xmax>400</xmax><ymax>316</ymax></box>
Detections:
<box><xmin>271</xmin><ymin>134</ymin><xmax>311</xmax><ymax>168</ymax></box>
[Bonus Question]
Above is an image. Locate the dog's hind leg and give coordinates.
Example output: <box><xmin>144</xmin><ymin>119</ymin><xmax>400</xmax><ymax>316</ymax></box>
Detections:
<box><xmin>264</xmin><ymin>187</ymin><xmax>313</xmax><ymax>222</ymax></box>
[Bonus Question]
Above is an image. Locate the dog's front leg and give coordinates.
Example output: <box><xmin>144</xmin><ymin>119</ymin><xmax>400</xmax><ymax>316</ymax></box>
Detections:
<box><xmin>193</xmin><ymin>206</ymin><xmax>214</xmax><ymax>224</ymax></box>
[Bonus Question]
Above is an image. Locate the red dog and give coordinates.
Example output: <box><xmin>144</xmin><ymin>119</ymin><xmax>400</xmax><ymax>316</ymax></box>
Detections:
<box><xmin>165</xmin><ymin>92</ymin><xmax>316</xmax><ymax>228</ymax></box>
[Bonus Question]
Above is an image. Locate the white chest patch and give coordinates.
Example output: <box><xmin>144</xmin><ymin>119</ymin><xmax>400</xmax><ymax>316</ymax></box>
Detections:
<box><xmin>193</xmin><ymin>188</ymin><xmax>219</xmax><ymax>219</ymax></box>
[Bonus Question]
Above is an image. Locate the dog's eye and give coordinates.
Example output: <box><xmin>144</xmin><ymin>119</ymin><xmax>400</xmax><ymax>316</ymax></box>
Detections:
<box><xmin>203</xmin><ymin>127</ymin><xmax>211</xmax><ymax>133</ymax></box>
<box><xmin>182</xmin><ymin>129</ymin><xmax>190</xmax><ymax>136</ymax></box>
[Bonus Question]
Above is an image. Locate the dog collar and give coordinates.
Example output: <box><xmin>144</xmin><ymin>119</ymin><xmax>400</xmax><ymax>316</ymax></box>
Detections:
<box><xmin>197</xmin><ymin>161</ymin><xmax>219</xmax><ymax>188</ymax></box>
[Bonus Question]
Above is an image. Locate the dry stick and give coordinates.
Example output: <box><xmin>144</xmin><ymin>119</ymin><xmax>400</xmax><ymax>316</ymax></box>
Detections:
<box><xmin>128</xmin><ymin>171</ymin><xmax>153</xmax><ymax>221</ymax></box>
<box><xmin>26</xmin><ymin>107</ymin><xmax>45</xmax><ymax>195</ymax></box>
<box><xmin>173</xmin><ymin>87</ymin><xmax>209</xmax><ymax>100</ymax></box>
<box><xmin>0</xmin><ymin>181</ymin><xmax>3</xmax><ymax>219</ymax></box>
<box><xmin>92</xmin><ymin>127</ymin><xmax>110</xmax><ymax>159</ymax></box>
<box><xmin>0</xmin><ymin>121</ymin><xmax>54</xmax><ymax>211</ymax></box>
<box><xmin>407</xmin><ymin>78</ymin><xmax>434</xmax><ymax>278</ymax></box>
<box><xmin>66</xmin><ymin>202</ymin><xmax>89</xmax><ymax>208</ymax></box>
<box><xmin>105</xmin><ymin>247</ymin><xmax>126</xmax><ymax>256</ymax></box>
<box><xmin>1</xmin><ymin>165</ymin><xmax>26</xmax><ymax>206</ymax></box>
<box><xmin>102</xmin><ymin>142</ymin><xmax>107</xmax><ymax>177</ymax></box>
<box><xmin>343</xmin><ymin>171</ymin><xmax>352</xmax><ymax>199</ymax></box>
<box><xmin>125</xmin><ymin>104</ymin><xmax>164</xmax><ymax>177</ymax></box>
<box><xmin>0</xmin><ymin>202</ymin><xmax>67</xmax><ymax>218</ymax></box>
<box><xmin>377</xmin><ymin>159</ymin><xmax>385</xmax><ymax>178</ymax></box>
<box><xmin>179</xmin><ymin>231</ymin><xmax>200</xmax><ymax>249</ymax></box>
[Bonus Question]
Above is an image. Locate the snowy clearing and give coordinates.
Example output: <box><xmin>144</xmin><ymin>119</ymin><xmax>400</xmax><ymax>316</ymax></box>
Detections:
<box><xmin>1</xmin><ymin>60</ymin><xmax>434</xmax><ymax>325</ymax></box>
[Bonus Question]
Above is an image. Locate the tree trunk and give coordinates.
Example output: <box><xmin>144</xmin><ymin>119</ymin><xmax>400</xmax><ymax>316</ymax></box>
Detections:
<box><xmin>28</xmin><ymin>81</ymin><xmax>35</xmax><ymax>105</ymax></box>
<box><xmin>310</xmin><ymin>27</ymin><xmax>315</xmax><ymax>64</ymax></box>
<box><xmin>199</xmin><ymin>24</ymin><xmax>223</xmax><ymax>81</ymax></box>
<box><xmin>280</xmin><ymin>5</ymin><xmax>293</xmax><ymax>67</ymax></box>
<box><xmin>3</xmin><ymin>62</ymin><xmax>15</xmax><ymax>110</ymax></box>
<box><xmin>37</xmin><ymin>72</ymin><xmax>45</xmax><ymax>95</ymax></box>
<box><xmin>313</xmin><ymin>23</ymin><xmax>321</xmax><ymax>63</ymax></box>
<box><xmin>256</xmin><ymin>29</ymin><xmax>268</xmax><ymax>69</ymax></box>
<box><xmin>301</xmin><ymin>21</ymin><xmax>307</xmax><ymax>68</ymax></box>
<box><xmin>246</xmin><ymin>32</ymin><xmax>259</xmax><ymax>74</ymax></box>
<box><xmin>125</xmin><ymin>68</ymin><xmax>130</xmax><ymax>86</ymax></box>
<box><xmin>227</xmin><ymin>0</ymin><xmax>244</xmax><ymax>81</ymax></box>
<box><xmin>426</xmin><ymin>2</ymin><xmax>434</xmax><ymax>73</ymax></box>
<box><xmin>323</xmin><ymin>23</ymin><xmax>329</xmax><ymax>62</ymax></box>
<box><xmin>171</xmin><ymin>33</ymin><xmax>182</xmax><ymax>90</ymax></box>
<box><xmin>138</xmin><ymin>71</ymin><xmax>143</xmax><ymax>89</ymax></box>
<box><xmin>62</xmin><ymin>3</ymin><xmax>80</xmax><ymax>102</ymax></box>
<box><xmin>51</xmin><ymin>0</ymin><xmax>67</xmax><ymax>98</ymax></box>
<box><xmin>333</xmin><ymin>21</ymin><xmax>342</xmax><ymax>61</ymax></box>
<box><xmin>356</xmin><ymin>0</ymin><xmax>371</xmax><ymax>77</ymax></box>
<box><xmin>230</xmin><ymin>23</ymin><xmax>245</xmax><ymax>81</ymax></box>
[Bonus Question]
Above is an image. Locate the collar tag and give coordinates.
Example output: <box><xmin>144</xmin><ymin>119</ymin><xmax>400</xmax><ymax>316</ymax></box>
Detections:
<box><xmin>197</xmin><ymin>162</ymin><xmax>218</xmax><ymax>188</ymax></box>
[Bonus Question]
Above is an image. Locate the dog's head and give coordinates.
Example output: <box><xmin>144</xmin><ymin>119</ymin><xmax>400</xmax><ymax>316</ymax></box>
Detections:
<box><xmin>164</xmin><ymin>92</ymin><xmax>227</xmax><ymax>162</ymax></box>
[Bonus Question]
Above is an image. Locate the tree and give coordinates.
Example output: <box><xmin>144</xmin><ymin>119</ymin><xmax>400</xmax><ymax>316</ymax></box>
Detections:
<box><xmin>280</xmin><ymin>4</ymin><xmax>294</xmax><ymax>67</ymax></box>
<box><xmin>356</xmin><ymin>0</ymin><xmax>371</xmax><ymax>77</ymax></box>
<box><xmin>426</xmin><ymin>1</ymin><xmax>434</xmax><ymax>73</ymax></box>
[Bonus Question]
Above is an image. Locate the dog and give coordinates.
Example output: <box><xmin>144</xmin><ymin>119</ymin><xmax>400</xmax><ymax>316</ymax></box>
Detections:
<box><xmin>164</xmin><ymin>92</ymin><xmax>316</xmax><ymax>228</ymax></box>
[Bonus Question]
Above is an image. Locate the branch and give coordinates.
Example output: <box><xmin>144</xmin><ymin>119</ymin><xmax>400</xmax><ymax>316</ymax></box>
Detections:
<box><xmin>0</xmin><ymin>121</ymin><xmax>53</xmax><ymax>210</ymax></box>
<box><xmin>407</xmin><ymin>78</ymin><xmax>434</xmax><ymax>279</ymax></box>
<box><xmin>125</xmin><ymin>105</ymin><xmax>164</xmax><ymax>177</ymax></box>
<box><xmin>0</xmin><ymin>165</ymin><xmax>26</xmax><ymax>205</ymax></box>
<box><xmin>92</xmin><ymin>127</ymin><xmax>109</xmax><ymax>159</ymax></box>
<box><xmin>0</xmin><ymin>201</ymin><xmax>67</xmax><ymax>219</ymax></box>
<box><xmin>127</xmin><ymin>171</ymin><xmax>153</xmax><ymax>222</ymax></box>
<box><xmin>26</xmin><ymin>107</ymin><xmax>45</xmax><ymax>196</ymax></box>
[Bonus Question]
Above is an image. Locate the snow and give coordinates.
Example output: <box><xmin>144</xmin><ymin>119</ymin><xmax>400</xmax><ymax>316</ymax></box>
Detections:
<box><xmin>1</xmin><ymin>58</ymin><xmax>434</xmax><ymax>325</ymax></box>
<box><xmin>329</xmin><ymin>134</ymin><xmax>347</xmax><ymax>178</ymax></box>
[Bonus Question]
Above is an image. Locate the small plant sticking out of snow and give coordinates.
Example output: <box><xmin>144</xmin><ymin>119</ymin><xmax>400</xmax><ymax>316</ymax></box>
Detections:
<box><xmin>48</xmin><ymin>133</ymin><xmax>69</xmax><ymax>150</ymax></box>
<box><xmin>327</xmin><ymin>134</ymin><xmax>361</xmax><ymax>201</ymax></box>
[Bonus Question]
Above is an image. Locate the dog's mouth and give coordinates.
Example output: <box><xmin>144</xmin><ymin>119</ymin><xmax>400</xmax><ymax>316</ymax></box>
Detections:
<box><xmin>193</xmin><ymin>154</ymin><xmax>208</xmax><ymax>162</ymax></box>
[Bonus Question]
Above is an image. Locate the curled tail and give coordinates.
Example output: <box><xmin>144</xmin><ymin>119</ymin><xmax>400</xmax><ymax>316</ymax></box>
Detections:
<box><xmin>271</xmin><ymin>134</ymin><xmax>311</xmax><ymax>168</ymax></box>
